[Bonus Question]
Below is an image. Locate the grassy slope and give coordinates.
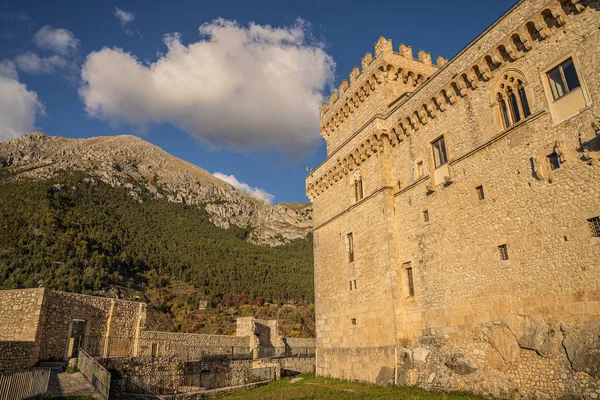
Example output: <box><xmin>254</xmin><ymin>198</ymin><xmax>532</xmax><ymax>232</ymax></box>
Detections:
<box><xmin>220</xmin><ymin>374</ymin><xmax>489</xmax><ymax>400</ymax></box>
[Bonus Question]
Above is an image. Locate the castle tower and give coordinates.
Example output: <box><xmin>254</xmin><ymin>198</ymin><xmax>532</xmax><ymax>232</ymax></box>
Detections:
<box><xmin>319</xmin><ymin>37</ymin><xmax>444</xmax><ymax>154</ymax></box>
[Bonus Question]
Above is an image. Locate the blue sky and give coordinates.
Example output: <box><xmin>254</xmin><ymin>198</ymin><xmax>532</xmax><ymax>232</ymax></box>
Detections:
<box><xmin>0</xmin><ymin>0</ymin><xmax>517</xmax><ymax>204</ymax></box>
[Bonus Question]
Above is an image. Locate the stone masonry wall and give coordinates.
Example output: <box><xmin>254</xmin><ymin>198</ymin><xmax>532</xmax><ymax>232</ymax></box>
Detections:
<box><xmin>308</xmin><ymin>0</ymin><xmax>600</xmax><ymax>399</ymax></box>
<box><xmin>0</xmin><ymin>288</ymin><xmax>44</xmax><ymax>341</ymax></box>
<box><xmin>38</xmin><ymin>291</ymin><xmax>144</xmax><ymax>360</ymax></box>
<box><xmin>138</xmin><ymin>331</ymin><xmax>250</xmax><ymax>359</ymax></box>
<box><xmin>0</xmin><ymin>341</ymin><xmax>37</xmax><ymax>374</ymax></box>
<box><xmin>102</xmin><ymin>356</ymin><xmax>255</xmax><ymax>391</ymax></box>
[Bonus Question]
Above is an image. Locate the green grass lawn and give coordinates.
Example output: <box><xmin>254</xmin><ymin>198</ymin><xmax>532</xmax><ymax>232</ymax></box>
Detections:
<box><xmin>219</xmin><ymin>374</ymin><xmax>489</xmax><ymax>400</ymax></box>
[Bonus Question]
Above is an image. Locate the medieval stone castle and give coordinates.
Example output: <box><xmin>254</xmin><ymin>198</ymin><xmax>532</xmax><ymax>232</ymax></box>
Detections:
<box><xmin>307</xmin><ymin>0</ymin><xmax>600</xmax><ymax>398</ymax></box>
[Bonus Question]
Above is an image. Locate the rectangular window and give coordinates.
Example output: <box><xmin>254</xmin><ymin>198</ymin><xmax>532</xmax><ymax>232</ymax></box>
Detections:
<box><xmin>351</xmin><ymin>318</ymin><xmax>357</xmax><ymax>326</ymax></box>
<box><xmin>548</xmin><ymin>58</ymin><xmax>581</xmax><ymax>100</ymax></box>
<box><xmin>347</xmin><ymin>233</ymin><xmax>354</xmax><ymax>262</ymax></box>
<box><xmin>423</xmin><ymin>210</ymin><xmax>429</xmax><ymax>222</ymax></box>
<box><xmin>349</xmin><ymin>281</ymin><xmax>353</xmax><ymax>291</ymax></box>
<box><xmin>416</xmin><ymin>161</ymin><xmax>424</xmax><ymax>178</ymax></box>
<box><xmin>353</xmin><ymin>280</ymin><xmax>357</xmax><ymax>290</ymax></box>
<box><xmin>588</xmin><ymin>216</ymin><xmax>600</xmax><ymax>237</ymax></box>
<box><xmin>476</xmin><ymin>185</ymin><xmax>485</xmax><ymax>200</ymax></box>
<box><xmin>547</xmin><ymin>153</ymin><xmax>561</xmax><ymax>170</ymax></box>
<box><xmin>403</xmin><ymin>262</ymin><xmax>415</xmax><ymax>297</ymax></box>
<box><xmin>432</xmin><ymin>136</ymin><xmax>448</xmax><ymax>168</ymax></box>
<box><xmin>355</xmin><ymin>179</ymin><xmax>363</xmax><ymax>202</ymax></box>
<box><xmin>498</xmin><ymin>244</ymin><xmax>509</xmax><ymax>261</ymax></box>
<box><xmin>151</xmin><ymin>343</ymin><xmax>158</xmax><ymax>357</ymax></box>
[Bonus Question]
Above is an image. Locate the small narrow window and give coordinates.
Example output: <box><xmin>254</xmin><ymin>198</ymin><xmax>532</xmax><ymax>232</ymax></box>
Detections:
<box><xmin>432</xmin><ymin>137</ymin><xmax>448</xmax><ymax>168</ymax></box>
<box><xmin>547</xmin><ymin>153</ymin><xmax>561</xmax><ymax>170</ymax></box>
<box><xmin>476</xmin><ymin>185</ymin><xmax>485</xmax><ymax>200</ymax></box>
<box><xmin>403</xmin><ymin>262</ymin><xmax>414</xmax><ymax>297</ymax></box>
<box><xmin>151</xmin><ymin>343</ymin><xmax>158</xmax><ymax>357</ymax></box>
<box><xmin>508</xmin><ymin>89</ymin><xmax>522</xmax><ymax>123</ymax></box>
<box><xmin>347</xmin><ymin>233</ymin><xmax>354</xmax><ymax>262</ymax></box>
<box><xmin>548</xmin><ymin>58</ymin><xmax>581</xmax><ymax>100</ymax></box>
<box><xmin>416</xmin><ymin>161</ymin><xmax>424</xmax><ymax>178</ymax></box>
<box><xmin>499</xmin><ymin>95</ymin><xmax>511</xmax><ymax>129</ymax></box>
<box><xmin>423</xmin><ymin>210</ymin><xmax>429</xmax><ymax>223</ymax></box>
<box><xmin>498</xmin><ymin>244</ymin><xmax>509</xmax><ymax>261</ymax></box>
<box><xmin>518</xmin><ymin>86</ymin><xmax>531</xmax><ymax>117</ymax></box>
<box><xmin>349</xmin><ymin>281</ymin><xmax>353</xmax><ymax>291</ymax></box>
<box><xmin>351</xmin><ymin>318</ymin><xmax>357</xmax><ymax>326</ymax></box>
<box><xmin>353</xmin><ymin>280</ymin><xmax>357</xmax><ymax>290</ymax></box>
<box><xmin>354</xmin><ymin>178</ymin><xmax>363</xmax><ymax>202</ymax></box>
<box><xmin>587</xmin><ymin>216</ymin><xmax>600</xmax><ymax>237</ymax></box>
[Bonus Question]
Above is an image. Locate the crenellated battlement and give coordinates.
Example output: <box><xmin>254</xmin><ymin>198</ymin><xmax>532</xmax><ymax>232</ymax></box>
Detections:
<box><xmin>320</xmin><ymin>37</ymin><xmax>446</xmax><ymax>153</ymax></box>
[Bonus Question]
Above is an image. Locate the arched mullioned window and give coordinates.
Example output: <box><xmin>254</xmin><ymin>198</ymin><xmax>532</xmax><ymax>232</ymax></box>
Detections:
<box><xmin>492</xmin><ymin>70</ymin><xmax>532</xmax><ymax>130</ymax></box>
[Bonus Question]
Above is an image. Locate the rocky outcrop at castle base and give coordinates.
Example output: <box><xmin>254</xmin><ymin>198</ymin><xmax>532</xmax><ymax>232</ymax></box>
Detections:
<box><xmin>0</xmin><ymin>132</ymin><xmax>312</xmax><ymax>246</ymax></box>
<box><xmin>393</xmin><ymin>318</ymin><xmax>600</xmax><ymax>399</ymax></box>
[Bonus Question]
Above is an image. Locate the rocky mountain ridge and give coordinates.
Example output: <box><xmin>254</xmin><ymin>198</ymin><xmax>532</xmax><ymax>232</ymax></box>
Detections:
<box><xmin>0</xmin><ymin>132</ymin><xmax>312</xmax><ymax>246</ymax></box>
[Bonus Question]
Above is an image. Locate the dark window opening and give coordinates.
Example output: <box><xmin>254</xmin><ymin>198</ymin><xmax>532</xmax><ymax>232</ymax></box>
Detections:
<box><xmin>432</xmin><ymin>136</ymin><xmax>448</xmax><ymax>168</ymax></box>
<box><xmin>500</xmin><ymin>96</ymin><xmax>511</xmax><ymax>129</ymax></box>
<box><xmin>151</xmin><ymin>343</ymin><xmax>158</xmax><ymax>357</ymax></box>
<box><xmin>509</xmin><ymin>90</ymin><xmax>522</xmax><ymax>123</ymax></box>
<box><xmin>548</xmin><ymin>58</ymin><xmax>581</xmax><ymax>100</ymax></box>
<box><xmin>353</xmin><ymin>280</ymin><xmax>357</xmax><ymax>290</ymax></box>
<box><xmin>476</xmin><ymin>185</ymin><xmax>485</xmax><ymax>200</ymax></box>
<box><xmin>423</xmin><ymin>210</ymin><xmax>429</xmax><ymax>223</ymax></box>
<box><xmin>588</xmin><ymin>216</ymin><xmax>600</xmax><ymax>237</ymax></box>
<box><xmin>351</xmin><ymin>318</ymin><xmax>357</xmax><ymax>326</ymax></box>
<box><xmin>547</xmin><ymin>153</ymin><xmax>561</xmax><ymax>170</ymax></box>
<box><xmin>498</xmin><ymin>244</ymin><xmax>509</xmax><ymax>260</ymax></box>
<box><xmin>403</xmin><ymin>262</ymin><xmax>415</xmax><ymax>297</ymax></box>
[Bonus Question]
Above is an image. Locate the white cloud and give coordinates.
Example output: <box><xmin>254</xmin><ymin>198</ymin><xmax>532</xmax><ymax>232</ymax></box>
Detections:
<box><xmin>114</xmin><ymin>7</ymin><xmax>135</xmax><ymax>25</ymax></box>
<box><xmin>33</xmin><ymin>25</ymin><xmax>79</xmax><ymax>55</ymax></box>
<box><xmin>79</xmin><ymin>18</ymin><xmax>335</xmax><ymax>152</ymax></box>
<box><xmin>15</xmin><ymin>52</ymin><xmax>68</xmax><ymax>74</ymax></box>
<box><xmin>213</xmin><ymin>172</ymin><xmax>275</xmax><ymax>204</ymax></box>
<box><xmin>0</xmin><ymin>60</ymin><xmax>18</xmax><ymax>80</ymax></box>
<box><xmin>0</xmin><ymin>67</ymin><xmax>44</xmax><ymax>141</ymax></box>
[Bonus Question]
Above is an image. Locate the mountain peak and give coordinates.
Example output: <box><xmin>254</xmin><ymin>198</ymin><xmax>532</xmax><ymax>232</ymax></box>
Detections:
<box><xmin>0</xmin><ymin>132</ymin><xmax>312</xmax><ymax>246</ymax></box>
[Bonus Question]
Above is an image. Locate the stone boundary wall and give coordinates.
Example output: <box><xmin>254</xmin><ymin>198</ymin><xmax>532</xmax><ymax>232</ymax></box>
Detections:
<box><xmin>0</xmin><ymin>289</ymin><xmax>44</xmax><ymax>342</ymax></box>
<box><xmin>138</xmin><ymin>331</ymin><xmax>250</xmax><ymax>359</ymax></box>
<box><xmin>102</xmin><ymin>356</ymin><xmax>255</xmax><ymax>391</ymax></box>
<box><xmin>265</xmin><ymin>355</ymin><xmax>315</xmax><ymax>377</ymax></box>
<box><xmin>284</xmin><ymin>337</ymin><xmax>316</xmax><ymax>349</ymax></box>
<box><xmin>0</xmin><ymin>341</ymin><xmax>37</xmax><ymax>374</ymax></box>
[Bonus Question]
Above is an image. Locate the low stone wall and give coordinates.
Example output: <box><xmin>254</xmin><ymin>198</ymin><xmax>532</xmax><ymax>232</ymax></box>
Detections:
<box><xmin>266</xmin><ymin>355</ymin><xmax>315</xmax><ymax>377</ymax></box>
<box><xmin>0</xmin><ymin>341</ymin><xmax>37</xmax><ymax>374</ymax></box>
<box><xmin>138</xmin><ymin>331</ymin><xmax>250</xmax><ymax>359</ymax></box>
<box><xmin>284</xmin><ymin>337</ymin><xmax>316</xmax><ymax>348</ymax></box>
<box><xmin>101</xmin><ymin>356</ymin><xmax>257</xmax><ymax>392</ymax></box>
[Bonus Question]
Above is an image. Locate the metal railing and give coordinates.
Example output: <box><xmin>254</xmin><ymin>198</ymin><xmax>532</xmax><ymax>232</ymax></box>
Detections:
<box><xmin>77</xmin><ymin>348</ymin><xmax>111</xmax><ymax>399</ymax></box>
<box><xmin>0</xmin><ymin>369</ymin><xmax>51</xmax><ymax>400</ymax></box>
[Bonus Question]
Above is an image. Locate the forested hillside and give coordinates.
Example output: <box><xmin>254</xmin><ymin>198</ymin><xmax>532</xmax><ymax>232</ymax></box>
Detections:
<box><xmin>0</xmin><ymin>170</ymin><xmax>315</xmax><ymax>336</ymax></box>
